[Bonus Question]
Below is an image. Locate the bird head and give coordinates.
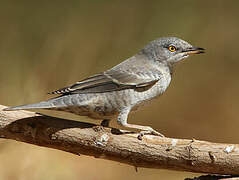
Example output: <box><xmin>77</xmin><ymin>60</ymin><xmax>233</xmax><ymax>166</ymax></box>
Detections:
<box><xmin>141</xmin><ymin>37</ymin><xmax>205</xmax><ymax>66</ymax></box>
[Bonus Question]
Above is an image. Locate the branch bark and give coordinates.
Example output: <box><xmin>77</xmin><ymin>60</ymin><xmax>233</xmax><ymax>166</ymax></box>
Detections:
<box><xmin>0</xmin><ymin>104</ymin><xmax>239</xmax><ymax>175</ymax></box>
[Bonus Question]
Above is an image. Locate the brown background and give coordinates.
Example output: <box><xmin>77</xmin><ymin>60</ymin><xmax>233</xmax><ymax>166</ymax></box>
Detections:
<box><xmin>1</xmin><ymin>1</ymin><xmax>239</xmax><ymax>179</ymax></box>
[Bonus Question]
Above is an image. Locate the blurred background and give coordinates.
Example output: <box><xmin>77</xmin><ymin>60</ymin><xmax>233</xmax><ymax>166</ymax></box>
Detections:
<box><xmin>0</xmin><ymin>0</ymin><xmax>239</xmax><ymax>179</ymax></box>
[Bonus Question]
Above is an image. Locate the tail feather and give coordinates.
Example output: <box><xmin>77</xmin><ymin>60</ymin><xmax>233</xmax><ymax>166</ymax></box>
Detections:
<box><xmin>3</xmin><ymin>96</ymin><xmax>67</xmax><ymax>111</ymax></box>
<box><xmin>4</xmin><ymin>101</ymin><xmax>54</xmax><ymax>111</ymax></box>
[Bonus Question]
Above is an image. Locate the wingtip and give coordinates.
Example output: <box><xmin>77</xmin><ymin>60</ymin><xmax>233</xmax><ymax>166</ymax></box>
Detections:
<box><xmin>48</xmin><ymin>90</ymin><xmax>61</xmax><ymax>95</ymax></box>
<box><xmin>47</xmin><ymin>91</ymin><xmax>55</xmax><ymax>95</ymax></box>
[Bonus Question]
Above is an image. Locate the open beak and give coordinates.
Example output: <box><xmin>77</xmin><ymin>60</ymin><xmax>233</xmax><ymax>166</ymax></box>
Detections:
<box><xmin>182</xmin><ymin>47</ymin><xmax>205</xmax><ymax>55</ymax></box>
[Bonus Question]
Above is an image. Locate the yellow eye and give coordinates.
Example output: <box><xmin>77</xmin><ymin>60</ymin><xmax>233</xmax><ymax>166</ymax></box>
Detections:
<box><xmin>168</xmin><ymin>45</ymin><xmax>176</xmax><ymax>52</ymax></box>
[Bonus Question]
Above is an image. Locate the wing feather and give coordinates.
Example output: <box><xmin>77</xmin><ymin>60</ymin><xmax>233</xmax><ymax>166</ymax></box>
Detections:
<box><xmin>49</xmin><ymin>71</ymin><xmax>160</xmax><ymax>95</ymax></box>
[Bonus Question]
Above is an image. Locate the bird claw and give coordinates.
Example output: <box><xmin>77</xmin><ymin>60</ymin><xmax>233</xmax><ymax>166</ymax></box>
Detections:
<box><xmin>137</xmin><ymin>130</ymin><xmax>165</xmax><ymax>140</ymax></box>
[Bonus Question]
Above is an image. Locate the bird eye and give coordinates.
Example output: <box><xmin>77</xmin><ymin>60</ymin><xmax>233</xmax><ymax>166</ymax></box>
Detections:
<box><xmin>168</xmin><ymin>45</ymin><xmax>176</xmax><ymax>52</ymax></box>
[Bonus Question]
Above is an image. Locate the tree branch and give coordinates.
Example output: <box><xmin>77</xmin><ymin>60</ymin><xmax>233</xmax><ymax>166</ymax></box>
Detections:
<box><xmin>0</xmin><ymin>105</ymin><xmax>239</xmax><ymax>175</ymax></box>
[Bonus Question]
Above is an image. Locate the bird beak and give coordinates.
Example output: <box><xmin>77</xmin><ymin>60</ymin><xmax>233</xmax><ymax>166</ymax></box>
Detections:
<box><xmin>182</xmin><ymin>47</ymin><xmax>205</xmax><ymax>55</ymax></box>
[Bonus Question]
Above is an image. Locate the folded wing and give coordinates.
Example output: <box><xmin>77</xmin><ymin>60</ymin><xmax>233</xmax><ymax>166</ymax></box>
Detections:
<box><xmin>49</xmin><ymin>68</ymin><xmax>160</xmax><ymax>95</ymax></box>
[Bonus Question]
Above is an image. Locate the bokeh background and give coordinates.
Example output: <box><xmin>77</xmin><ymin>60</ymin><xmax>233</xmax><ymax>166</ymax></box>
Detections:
<box><xmin>0</xmin><ymin>0</ymin><xmax>239</xmax><ymax>179</ymax></box>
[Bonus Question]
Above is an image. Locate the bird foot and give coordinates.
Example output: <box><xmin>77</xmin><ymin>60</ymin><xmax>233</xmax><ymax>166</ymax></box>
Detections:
<box><xmin>137</xmin><ymin>130</ymin><xmax>165</xmax><ymax>140</ymax></box>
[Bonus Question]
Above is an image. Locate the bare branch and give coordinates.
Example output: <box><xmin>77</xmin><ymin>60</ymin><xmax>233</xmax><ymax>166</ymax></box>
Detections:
<box><xmin>0</xmin><ymin>105</ymin><xmax>239</xmax><ymax>175</ymax></box>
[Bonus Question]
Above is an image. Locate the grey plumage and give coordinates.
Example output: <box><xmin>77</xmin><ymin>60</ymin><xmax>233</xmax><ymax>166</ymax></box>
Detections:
<box><xmin>4</xmin><ymin>37</ymin><xmax>205</xmax><ymax>137</ymax></box>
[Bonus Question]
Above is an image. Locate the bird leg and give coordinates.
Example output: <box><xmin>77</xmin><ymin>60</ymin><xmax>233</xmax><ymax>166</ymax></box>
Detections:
<box><xmin>117</xmin><ymin>108</ymin><xmax>164</xmax><ymax>140</ymax></box>
<box><xmin>100</xmin><ymin>119</ymin><xmax>110</xmax><ymax>127</ymax></box>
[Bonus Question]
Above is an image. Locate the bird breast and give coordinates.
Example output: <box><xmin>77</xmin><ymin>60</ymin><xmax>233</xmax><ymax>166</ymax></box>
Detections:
<box><xmin>130</xmin><ymin>67</ymin><xmax>172</xmax><ymax>109</ymax></box>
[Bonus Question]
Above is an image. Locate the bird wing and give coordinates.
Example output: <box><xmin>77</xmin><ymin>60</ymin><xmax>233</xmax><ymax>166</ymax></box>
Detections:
<box><xmin>49</xmin><ymin>69</ymin><xmax>160</xmax><ymax>95</ymax></box>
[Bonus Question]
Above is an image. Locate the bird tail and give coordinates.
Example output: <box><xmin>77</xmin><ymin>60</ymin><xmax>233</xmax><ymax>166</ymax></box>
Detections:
<box><xmin>3</xmin><ymin>96</ymin><xmax>66</xmax><ymax>111</ymax></box>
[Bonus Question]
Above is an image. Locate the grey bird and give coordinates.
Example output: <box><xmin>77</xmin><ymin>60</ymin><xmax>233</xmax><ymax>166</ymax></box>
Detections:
<box><xmin>4</xmin><ymin>37</ymin><xmax>204</xmax><ymax>137</ymax></box>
